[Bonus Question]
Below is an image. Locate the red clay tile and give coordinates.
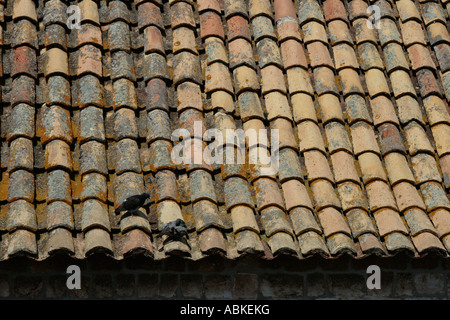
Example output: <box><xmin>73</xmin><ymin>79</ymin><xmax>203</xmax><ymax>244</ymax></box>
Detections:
<box><xmin>310</xmin><ymin>179</ymin><xmax>341</xmax><ymax>210</ymax></box>
<box><xmin>366</xmin><ymin>180</ymin><xmax>398</xmax><ymax>211</ymax></box>
<box><xmin>84</xmin><ymin>228</ymin><xmax>113</xmax><ymax>255</ymax></box>
<box><xmin>173</xmin><ymin>52</ymin><xmax>201</xmax><ymax>86</ymax></box>
<box><xmin>313</xmin><ymin>67</ymin><xmax>339</xmax><ymax>95</ymax></box>
<box><xmin>224</xmin><ymin>0</ymin><xmax>248</xmax><ymax>19</ymax></box>
<box><xmin>337</xmin><ymin>181</ymin><xmax>369</xmax><ymax>212</ymax></box>
<box><xmin>276</xmin><ymin>20</ymin><xmax>302</xmax><ymax>43</ymax></box>
<box><xmin>400</xmin><ymin>20</ymin><xmax>427</xmax><ymax>47</ymax></box>
<box><xmin>46</xmin><ymin>228</ymin><xmax>75</xmax><ymax>255</ymax></box>
<box><xmin>260</xmin><ymin>206</ymin><xmax>293</xmax><ymax>237</ymax></box>
<box><xmin>388</xmin><ymin>68</ymin><xmax>417</xmax><ymax>99</ymax></box>
<box><xmin>200</xmin><ymin>11</ymin><xmax>225</xmax><ymax>40</ymax></box>
<box><xmin>79</xmin><ymin>0</ymin><xmax>100</xmax><ymax>25</ymax></box>
<box><xmin>317</xmin><ymin>207</ymin><xmax>352</xmax><ymax>237</ymax></box>
<box><xmin>304</xmin><ymin>150</ymin><xmax>334</xmax><ymax>182</ymax></box>
<box><xmin>369</xmin><ymin>96</ymin><xmax>399</xmax><ymax>126</ymax></box>
<box><xmin>297</xmin><ymin>0</ymin><xmax>325</xmax><ymax>26</ymax></box>
<box><xmin>228</xmin><ymin>38</ymin><xmax>256</xmax><ymax>70</ymax></box>
<box><xmin>407</xmin><ymin>44</ymin><xmax>436</xmax><ymax>71</ymax></box>
<box><xmin>303</xmin><ymin>21</ymin><xmax>328</xmax><ymax>45</ymax></box>
<box><xmin>318</xmin><ymin>93</ymin><xmax>344</xmax><ymax>124</ymax></box>
<box><xmin>328</xmin><ymin>20</ymin><xmax>352</xmax><ymax>45</ymax></box>
<box><xmin>339</xmin><ymin>69</ymin><xmax>364</xmax><ymax>97</ymax></box>
<box><xmin>358</xmin><ymin>42</ymin><xmax>384</xmax><ymax>71</ymax></box>
<box><xmin>282</xmin><ymin>179</ymin><xmax>314</xmax><ymax>211</ymax></box>
<box><xmin>439</xmin><ymin>154</ymin><xmax>450</xmax><ymax>189</ymax></box>
<box><xmin>286</xmin><ymin>67</ymin><xmax>315</xmax><ymax>96</ymax></box>
<box><xmin>427</xmin><ymin>22</ymin><xmax>449</xmax><ymax>46</ymax></box>
<box><xmin>377</xmin><ymin>123</ymin><xmax>406</xmax><ymax>156</ymax></box>
<box><xmin>138</xmin><ymin>1</ymin><xmax>163</xmax><ymax>31</ymax></box>
<box><xmin>264</xmin><ymin>91</ymin><xmax>291</xmax><ymax>120</ymax></box>
<box><xmin>403</xmin><ymin>121</ymin><xmax>434</xmax><ymax>156</ymax></box>
<box><xmin>404</xmin><ymin>208</ymin><xmax>437</xmax><ymax>236</ymax></box>
<box><xmin>383</xmin><ymin>152</ymin><xmax>415</xmax><ymax>186</ymax></box>
<box><xmin>197</xmin><ymin>0</ymin><xmax>222</xmax><ymax>14</ymax></box>
<box><xmin>205</xmin><ymin>37</ymin><xmax>228</xmax><ymax>65</ymax></box>
<box><xmin>412</xmin><ymin>231</ymin><xmax>446</xmax><ymax>254</ymax></box>
<box><xmin>434</xmin><ymin>43</ymin><xmax>450</xmax><ymax>73</ymax></box>
<box><xmin>41</xmin><ymin>105</ymin><xmax>73</xmax><ymax>145</ymax></box>
<box><xmin>373</xmin><ymin>208</ymin><xmax>408</xmax><ymax>237</ymax></box>
<box><xmin>257</xmin><ymin>38</ymin><xmax>284</xmax><ymax>69</ymax></box>
<box><xmin>198</xmin><ymin>227</ymin><xmax>227</xmax><ymax>254</ymax></box>
<box><xmin>227</xmin><ymin>15</ymin><xmax>251</xmax><ymax>42</ymax></box>
<box><xmin>8</xmin><ymin>137</ymin><xmax>34</xmax><ymax>172</ymax></box>
<box><xmin>11</xmin><ymin>46</ymin><xmax>37</xmax><ymax>79</ymax></box>
<box><xmin>346</xmin><ymin>208</ymin><xmax>378</xmax><ymax>237</ymax></box>
<box><xmin>7</xmin><ymin>199</ymin><xmax>36</xmax><ymax>231</ymax></box>
<box><xmin>144</xmin><ymin>26</ymin><xmax>165</xmax><ymax>55</ymax></box>
<box><xmin>12</xmin><ymin>0</ymin><xmax>38</xmax><ymax>22</ymax></box>
<box><xmin>280</xmin><ymin>39</ymin><xmax>308</xmax><ymax>70</ymax></box>
<box><xmin>7</xmin><ymin>170</ymin><xmax>35</xmax><ymax>203</ymax></box>
<box><xmin>274</xmin><ymin>0</ymin><xmax>297</xmax><ymax>21</ymax></box>
<box><xmin>77</xmin><ymin>45</ymin><xmax>102</xmax><ymax>78</ymax></box>
<box><xmin>420</xmin><ymin>181</ymin><xmax>450</xmax><ymax>212</ymax></box>
<box><xmin>307</xmin><ymin>41</ymin><xmax>334</xmax><ymax>69</ymax></box>
<box><xmin>291</xmin><ymin>93</ymin><xmax>317</xmax><ymax>123</ymax></box>
<box><xmin>205</xmin><ymin>62</ymin><xmax>234</xmax><ymax>94</ymax></box>
<box><xmin>7</xmin><ymin>229</ymin><xmax>37</xmax><ymax>257</ymax></box>
<box><xmin>254</xmin><ymin>177</ymin><xmax>285</xmax><ymax>210</ymax></box>
<box><xmin>230</xmin><ymin>205</ymin><xmax>259</xmax><ymax>233</ymax></box>
<box><xmin>429</xmin><ymin>208</ymin><xmax>450</xmax><ymax>238</ymax></box>
<box><xmin>431</xmin><ymin>123</ymin><xmax>450</xmax><ymax>157</ymax></box>
<box><xmin>170</xmin><ymin>1</ymin><xmax>196</xmax><ymax>29</ymax></box>
<box><xmin>297</xmin><ymin>120</ymin><xmax>326</xmax><ymax>153</ymax></box>
<box><xmin>422</xmin><ymin>95</ymin><xmax>450</xmax><ymax>126</ymax></box>
<box><xmin>357</xmin><ymin>152</ymin><xmax>388</xmax><ymax>184</ymax></box>
<box><xmin>45</xmin><ymin>140</ymin><xmax>73</xmax><ymax>171</ymax></box>
<box><xmin>416</xmin><ymin>69</ymin><xmax>442</xmax><ymax>98</ymax></box>
<box><xmin>397</xmin><ymin>0</ymin><xmax>421</xmax><ymax>22</ymax></box>
<box><xmin>364</xmin><ymin>69</ymin><xmax>390</xmax><ymax>98</ymax></box>
<box><xmin>193</xmin><ymin>199</ymin><xmax>224</xmax><ymax>231</ymax></box>
<box><xmin>2</xmin><ymin>0</ymin><xmax>450</xmax><ymax>262</ymax></box>
<box><xmin>350</xmin><ymin>121</ymin><xmax>380</xmax><ymax>156</ymax></box>
<box><xmin>333</xmin><ymin>43</ymin><xmax>359</xmax><ymax>70</ymax></box>
<box><xmin>233</xmin><ymin>66</ymin><xmax>259</xmax><ymax>94</ymax></box>
<box><xmin>122</xmin><ymin>228</ymin><xmax>154</xmax><ymax>257</ymax></box>
<box><xmin>290</xmin><ymin>207</ymin><xmax>322</xmax><ymax>235</ymax></box>
<box><xmin>249</xmin><ymin>0</ymin><xmax>273</xmax><ymax>20</ymax></box>
<box><xmin>358</xmin><ymin>232</ymin><xmax>386</xmax><ymax>254</ymax></box>
<box><xmin>177</xmin><ymin>81</ymin><xmax>203</xmax><ymax>112</ymax></box>
<box><xmin>251</xmin><ymin>16</ymin><xmax>277</xmax><ymax>42</ymax></box>
<box><xmin>393</xmin><ymin>182</ymin><xmax>426</xmax><ymax>212</ymax></box>
<box><xmin>12</xmin><ymin>19</ymin><xmax>38</xmax><ymax>49</ymax></box>
<box><xmin>323</xmin><ymin>0</ymin><xmax>348</xmax><ymax>22</ymax></box>
<box><xmin>210</xmin><ymin>90</ymin><xmax>235</xmax><ymax>113</ymax></box>
<box><xmin>330</xmin><ymin>151</ymin><xmax>360</xmax><ymax>184</ymax></box>
<box><xmin>223</xmin><ymin>176</ymin><xmax>253</xmax><ymax>210</ymax></box>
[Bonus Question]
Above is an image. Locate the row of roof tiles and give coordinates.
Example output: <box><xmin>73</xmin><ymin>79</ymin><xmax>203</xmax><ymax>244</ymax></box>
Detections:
<box><xmin>0</xmin><ymin>0</ymin><xmax>448</xmax><ymax>261</ymax></box>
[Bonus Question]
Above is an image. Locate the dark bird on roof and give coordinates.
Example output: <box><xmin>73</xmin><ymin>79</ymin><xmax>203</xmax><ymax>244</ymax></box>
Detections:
<box><xmin>115</xmin><ymin>192</ymin><xmax>150</xmax><ymax>215</ymax></box>
<box><xmin>157</xmin><ymin>219</ymin><xmax>188</xmax><ymax>238</ymax></box>
<box><xmin>157</xmin><ymin>219</ymin><xmax>190</xmax><ymax>251</ymax></box>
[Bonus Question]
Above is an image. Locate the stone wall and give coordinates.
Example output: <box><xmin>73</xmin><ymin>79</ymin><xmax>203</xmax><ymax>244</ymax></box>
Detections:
<box><xmin>0</xmin><ymin>254</ymin><xmax>448</xmax><ymax>299</ymax></box>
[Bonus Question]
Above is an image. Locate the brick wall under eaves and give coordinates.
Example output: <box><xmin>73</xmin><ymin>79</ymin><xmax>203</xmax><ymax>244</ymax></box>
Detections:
<box><xmin>0</xmin><ymin>254</ymin><xmax>449</xmax><ymax>299</ymax></box>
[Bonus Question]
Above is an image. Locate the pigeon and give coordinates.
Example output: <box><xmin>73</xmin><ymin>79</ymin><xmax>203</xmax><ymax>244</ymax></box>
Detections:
<box><xmin>157</xmin><ymin>219</ymin><xmax>188</xmax><ymax>238</ymax></box>
<box><xmin>115</xmin><ymin>192</ymin><xmax>150</xmax><ymax>215</ymax></box>
<box><xmin>157</xmin><ymin>219</ymin><xmax>190</xmax><ymax>251</ymax></box>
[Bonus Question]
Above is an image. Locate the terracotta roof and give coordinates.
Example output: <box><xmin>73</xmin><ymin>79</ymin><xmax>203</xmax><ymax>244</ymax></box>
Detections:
<box><xmin>0</xmin><ymin>0</ymin><xmax>449</xmax><ymax>261</ymax></box>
